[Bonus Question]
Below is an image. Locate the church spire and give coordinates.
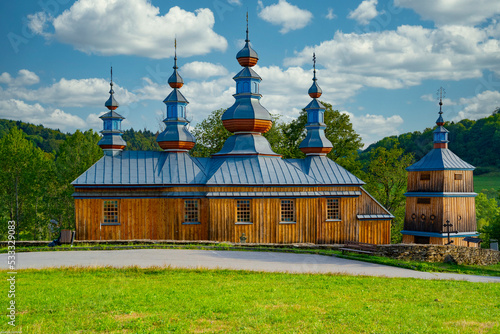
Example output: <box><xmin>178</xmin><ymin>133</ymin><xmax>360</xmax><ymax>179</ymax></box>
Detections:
<box><xmin>433</xmin><ymin>87</ymin><xmax>449</xmax><ymax>149</ymax></box>
<box><xmin>214</xmin><ymin>13</ymin><xmax>277</xmax><ymax>157</ymax></box>
<box><xmin>156</xmin><ymin>40</ymin><xmax>196</xmax><ymax>152</ymax></box>
<box><xmin>98</xmin><ymin>67</ymin><xmax>127</xmax><ymax>156</ymax></box>
<box><xmin>299</xmin><ymin>54</ymin><xmax>333</xmax><ymax>156</ymax></box>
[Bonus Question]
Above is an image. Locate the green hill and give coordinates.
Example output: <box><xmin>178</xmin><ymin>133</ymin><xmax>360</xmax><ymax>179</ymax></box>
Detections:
<box><xmin>361</xmin><ymin>112</ymin><xmax>500</xmax><ymax>174</ymax></box>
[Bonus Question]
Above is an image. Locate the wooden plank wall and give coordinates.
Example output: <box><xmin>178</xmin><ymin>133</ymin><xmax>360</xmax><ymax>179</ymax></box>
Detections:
<box><xmin>75</xmin><ymin>186</ymin><xmax>392</xmax><ymax>244</ymax></box>
<box><xmin>407</xmin><ymin>170</ymin><xmax>474</xmax><ymax>193</ymax></box>
<box><xmin>405</xmin><ymin>197</ymin><xmax>476</xmax><ymax>233</ymax></box>
<box><xmin>358</xmin><ymin>221</ymin><xmax>391</xmax><ymax>244</ymax></box>
<box><xmin>404</xmin><ymin>197</ymin><xmax>444</xmax><ymax>232</ymax></box>
<box><xmin>75</xmin><ymin>198</ymin><xmax>208</xmax><ymax>241</ymax></box>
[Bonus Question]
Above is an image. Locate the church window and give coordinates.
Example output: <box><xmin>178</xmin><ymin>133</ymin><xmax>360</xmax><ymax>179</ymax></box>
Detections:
<box><xmin>280</xmin><ymin>199</ymin><xmax>295</xmax><ymax>222</ymax></box>
<box><xmin>103</xmin><ymin>200</ymin><xmax>119</xmax><ymax>224</ymax></box>
<box><xmin>326</xmin><ymin>198</ymin><xmax>340</xmax><ymax>220</ymax></box>
<box><xmin>184</xmin><ymin>200</ymin><xmax>199</xmax><ymax>222</ymax></box>
<box><xmin>236</xmin><ymin>200</ymin><xmax>251</xmax><ymax>222</ymax></box>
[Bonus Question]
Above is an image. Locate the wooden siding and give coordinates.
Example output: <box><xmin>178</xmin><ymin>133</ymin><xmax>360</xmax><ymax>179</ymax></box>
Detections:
<box><xmin>359</xmin><ymin>221</ymin><xmax>391</xmax><ymax>244</ymax></box>
<box><xmin>407</xmin><ymin>171</ymin><xmax>474</xmax><ymax>193</ymax></box>
<box><xmin>404</xmin><ymin>197</ymin><xmax>476</xmax><ymax>233</ymax></box>
<box><xmin>75</xmin><ymin>198</ymin><xmax>208</xmax><ymax>241</ymax></box>
<box><xmin>402</xmin><ymin>235</ymin><xmax>478</xmax><ymax>247</ymax></box>
<box><xmin>75</xmin><ymin>186</ymin><xmax>392</xmax><ymax>244</ymax></box>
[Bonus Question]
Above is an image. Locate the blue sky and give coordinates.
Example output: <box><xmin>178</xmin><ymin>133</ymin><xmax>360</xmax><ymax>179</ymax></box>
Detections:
<box><xmin>1</xmin><ymin>0</ymin><xmax>500</xmax><ymax>147</ymax></box>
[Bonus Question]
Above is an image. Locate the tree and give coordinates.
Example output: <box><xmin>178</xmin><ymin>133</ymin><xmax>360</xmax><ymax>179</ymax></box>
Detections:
<box><xmin>0</xmin><ymin>127</ymin><xmax>53</xmax><ymax>239</ymax></box>
<box><xmin>282</xmin><ymin>102</ymin><xmax>363</xmax><ymax>162</ymax></box>
<box><xmin>53</xmin><ymin>130</ymin><xmax>103</xmax><ymax>229</ymax></box>
<box><xmin>191</xmin><ymin>109</ymin><xmax>231</xmax><ymax>157</ymax></box>
<box><xmin>476</xmin><ymin>191</ymin><xmax>500</xmax><ymax>247</ymax></box>
<box><xmin>363</xmin><ymin>142</ymin><xmax>414</xmax><ymax>243</ymax></box>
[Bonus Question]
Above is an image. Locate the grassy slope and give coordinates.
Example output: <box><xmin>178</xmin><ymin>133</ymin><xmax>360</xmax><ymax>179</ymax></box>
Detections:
<box><xmin>1</xmin><ymin>267</ymin><xmax>499</xmax><ymax>334</ymax></box>
<box><xmin>475</xmin><ymin>171</ymin><xmax>500</xmax><ymax>193</ymax></box>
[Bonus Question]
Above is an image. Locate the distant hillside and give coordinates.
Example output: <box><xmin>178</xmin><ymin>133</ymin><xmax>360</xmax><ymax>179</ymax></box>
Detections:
<box><xmin>0</xmin><ymin>119</ymin><xmax>160</xmax><ymax>153</ymax></box>
<box><xmin>361</xmin><ymin>112</ymin><xmax>500</xmax><ymax>173</ymax></box>
<box><xmin>0</xmin><ymin>119</ymin><xmax>68</xmax><ymax>154</ymax></box>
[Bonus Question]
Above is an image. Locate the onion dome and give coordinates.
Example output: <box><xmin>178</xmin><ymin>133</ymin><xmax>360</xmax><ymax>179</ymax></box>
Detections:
<box><xmin>299</xmin><ymin>54</ymin><xmax>333</xmax><ymax>156</ymax></box>
<box><xmin>221</xmin><ymin>13</ymin><xmax>272</xmax><ymax>134</ymax></box>
<box><xmin>156</xmin><ymin>42</ymin><xmax>196</xmax><ymax>152</ymax></box>
<box><xmin>98</xmin><ymin>67</ymin><xmax>127</xmax><ymax>156</ymax></box>
<box><xmin>308</xmin><ymin>59</ymin><xmax>322</xmax><ymax>98</ymax></box>
<box><xmin>213</xmin><ymin>14</ymin><xmax>278</xmax><ymax>157</ymax></box>
<box><xmin>236</xmin><ymin>12</ymin><xmax>259</xmax><ymax>67</ymax></box>
<box><xmin>433</xmin><ymin>90</ymin><xmax>449</xmax><ymax>149</ymax></box>
<box><xmin>168</xmin><ymin>39</ymin><xmax>184</xmax><ymax>89</ymax></box>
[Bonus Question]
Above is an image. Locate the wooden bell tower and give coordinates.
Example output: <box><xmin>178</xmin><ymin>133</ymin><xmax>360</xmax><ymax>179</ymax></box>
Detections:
<box><xmin>401</xmin><ymin>89</ymin><xmax>479</xmax><ymax>246</ymax></box>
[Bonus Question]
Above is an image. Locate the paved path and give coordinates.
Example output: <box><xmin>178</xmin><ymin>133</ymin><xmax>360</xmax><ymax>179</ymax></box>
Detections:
<box><xmin>2</xmin><ymin>249</ymin><xmax>499</xmax><ymax>283</ymax></box>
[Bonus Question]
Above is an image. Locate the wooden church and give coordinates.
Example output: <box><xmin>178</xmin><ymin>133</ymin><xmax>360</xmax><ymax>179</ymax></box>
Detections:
<box><xmin>72</xmin><ymin>24</ymin><xmax>394</xmax><ymax>244</ymax></box>
<box><xmin>401</xmin><ymin>93</ymin><xmax>479</xmax><ymax>246</ymax></box>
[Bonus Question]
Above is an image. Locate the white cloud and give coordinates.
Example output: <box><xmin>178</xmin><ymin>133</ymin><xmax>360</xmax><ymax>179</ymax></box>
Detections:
<box><xmin>285</xmin><ymin>23</ymin><xmax>500</xmax><ymax>90</ymax></box>
<box><xmin>0</xmin><ymin>99</ymin><xmax>86</xmax><ymax>131</ymax></box>
<box><xmin>342</xmin><ymin>111</ymin><xmax>404</xmax><ymax>147</ymax></box>
<box><xmin>27</xmin><ymin>11</ymin><xmax>51</xmax><ymax>36</ymax></box>
<box><xmin>348</xmin><ymin>0</ymin><xmax>380</xmax><ymax>25</ymax></box>
<box><xmin>395</xmin><ymin>0</ymin><xmax>500</xmax><ymax>26</ymax></box>
<box><xmin>452</xmin><ymin>90</ymin><xmax>500</xmax><ymax>121</ymax></box>
<box><xmin>326</xmin><ymin>8</ymin><xmax>336</xmax><ymax>20</ymax></box>
<box><xmin>180</xmin><ymin>62</ymin><xmax>228</xmax><ymax>79</ymax></box>
<box><xmin>0</xmin><ymin>74</ymin><xmax>136</xmax><ymax>108</ymax></box>
<box><xmin>258</xmin><ymin>0</ymin><xmax>313</xmax><ymax>34</ymax></box>
<box><xmin>28</xmin><ymin>0</ymin><xmax>227</xmax><ymax>58</ymax></box>
<box><xmin>0</xmin><ymin>70</ymin><xmax>40</xmax><ymax>87</ymax></box>
<box><xmin>134</xmin><ymin>75</ymin><xmax>235</xmax><ymax>123</ymax></box>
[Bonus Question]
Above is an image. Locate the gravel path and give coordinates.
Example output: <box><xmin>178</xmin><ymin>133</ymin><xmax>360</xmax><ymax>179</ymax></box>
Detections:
<box><xmin>2</xmin><ymin>249</ymin><xmax>499</xmax><ymax>283</ymax></box>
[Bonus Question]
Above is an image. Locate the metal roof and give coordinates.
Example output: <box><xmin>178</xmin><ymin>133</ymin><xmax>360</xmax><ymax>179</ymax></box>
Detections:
<box><xmin>205</xmin><ymin>156</ymin><xmax>319</xmax><ymax>185</ymax></box>
<box><xmin>212</xmin><ymin>133</ymin><xmax>279</xmax><ymax>156</ymax></box>
<box><xmin>163</xmin><ymin>89</ymin><xmax>188</xmax><ymax>104</ymax></box>
<box><xmin>73</xmin><ymin>152</ymin><xmax>370</xmax><ymax>188</ymax></box>
<box><xmin>72</xmin><ymin>151</ymin><xmax>208</xmax><ymax>186</ymax></box>
<box><xmin>234</xmin><ymin>67</ymin><xmax>261</xmax><ymax>80</ymax></box>
<box><xmin>156</xmin><ymin>122</ymin><xmax>195</xmax><ymax>143</ymax></box>
<box><xmin>236</xmin><ymin>41</ymin><xmax>258</xmax><ymax>59</ymax></box>
<box><xmin>357</xmin><ymin>214</ymin><xmax>395</xmax><ymax>220</ymax></box>
<box><xmin>407</xmin><ymin>148</ymin><xmax>474</xmax><ymax>171</ymax></box>
<box><xmin>100</xmin><ymin>110</ymin><xmax>124</xmax><ymax>119</ymax></box>
<box><xmin>286</xmin><ymin>156</ymin><xmax>365</xmax><ymax>185</ymax></box>
<box><xmin>304</xmin><ymin>98</ymin><xmax>325</xmax><ymax>110</ymax></box>
<box><xmin>221</xmin><ymin>96</ymin><xmax>272</xmax><ymax>121</ymax></box>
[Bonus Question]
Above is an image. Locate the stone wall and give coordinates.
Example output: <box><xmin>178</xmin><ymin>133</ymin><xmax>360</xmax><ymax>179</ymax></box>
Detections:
<box><xmin>377</xmin><ymin>244</ymin><xmax>500</xmax><ymax>265</ymax></box>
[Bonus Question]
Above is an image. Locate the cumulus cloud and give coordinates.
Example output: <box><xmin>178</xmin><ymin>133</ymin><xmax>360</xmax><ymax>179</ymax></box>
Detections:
<box><xmin>0</xmin><ymin>69</ymin><xmax>40</xmax><ymax>87</ymax></box>
<box><xmin>285</xmin><ymin>23</ymin><xmax>500</xmax><ymax>90</ymax></box>
<box><xmin>180</xmin><ymin>62</ymin><xmax>228</xmax><ymax>79</ymax></box>
<box><xmin>27</xmin><ymin>0</ymin><xmax>227</xmax><ymax>58</ymax></box>
<box><xmin>342</xmin><ymin>111</ymin><xmax>404</xmax><ymax>147</ymax></box>
<box><xmin>395</xmin><ymin>0</ymin><xmax>500</xmax><ymax>26</ymax></box>
<box><xmin>0</xmin><ymin>99</ymin><xmax>86</xmax><ymax>131</ymax></box>
<box><xmin>0</xmin><ymin>74</ymin><xmax>136</xmax><ymax>108</ymax></box>
<box><xmin>452</xmin><ymin>90</ymin><xmax>500</xmax><ymax>121</ymax></box>
<box><xmin>348</xmin><ymin>0</ymin><xmax>380</xmax><ymax>25</ymax></box>
<box><xmin>258</xmin><ymin>0</ymin><xmax>313</xmax><ymax>34</ymax></box>
<box><xmin>326</xmin><ymin>8</ymin><xmax>336</xmax><ymax>20</ymax></box>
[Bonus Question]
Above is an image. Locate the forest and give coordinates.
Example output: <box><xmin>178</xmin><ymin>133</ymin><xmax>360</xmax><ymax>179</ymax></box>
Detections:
<box><xmin>0</xmin><ymin>104</ymin><xmax>498</xmax><ymax>246</ymax></box>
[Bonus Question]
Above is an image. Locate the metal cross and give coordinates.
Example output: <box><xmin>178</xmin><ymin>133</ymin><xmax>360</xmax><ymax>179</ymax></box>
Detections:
<box><xmin>443</xmin><ymin>220</ymin><xmax>458</xmax><ymax>245</ymax></box>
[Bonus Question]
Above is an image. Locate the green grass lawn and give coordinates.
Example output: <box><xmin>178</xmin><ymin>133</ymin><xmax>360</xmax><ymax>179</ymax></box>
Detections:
<box><xmin>1</xmin><ymin>267</ymin><xmax>499</xmax><ymax>333</ymax></box>
<box><xmin>474</xmin><ymin>171</ymin><xmax>500</xmax><ymax>193</ymax></box>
